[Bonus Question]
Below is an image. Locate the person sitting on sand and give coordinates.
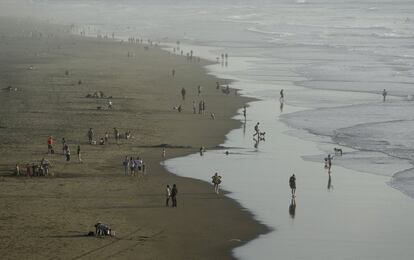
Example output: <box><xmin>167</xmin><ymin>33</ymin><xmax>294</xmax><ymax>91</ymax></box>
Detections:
<box><xmin>94</xmin><ymin>223</ymin><xmax>112</xmax><ymax>236</ymax></box>
<box><xmin>99</xmin><ymin>137</ymin><xmax>105</xmax><ymax>145</ymax></box>
<box><xmin>289</xmin><ymin>174</ymin><xmax>296</xmax><ymax>197</ymax></box>
<box><xmin>212</xmin><ymin>172</ymin><xmax>222</xmax><ymax>195</ymax></box>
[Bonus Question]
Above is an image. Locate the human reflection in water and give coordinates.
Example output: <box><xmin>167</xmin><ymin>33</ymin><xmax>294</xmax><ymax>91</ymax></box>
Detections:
<box><xmin>289</xmin><ymin>198</ymin><xmax>296</xmax><ymax>219</ymax></box>
<box><xmin>280</xmin><ymin>99</ymin><xmax>284</xmax><ymax>113</ymax></box>
<box><xmin>243</xmin><ymin>118</ymin><xmax>246</xmax><ymax>137</ymax></box>
<box><xmin>253</xmin><ymin>137</ymin><xmax>260</xmax><ymax>150</ymax></box>
<box><xmin>327</xmin><ymin>173</ymin><xmax>333</xmax><ymax>191</ymax></box>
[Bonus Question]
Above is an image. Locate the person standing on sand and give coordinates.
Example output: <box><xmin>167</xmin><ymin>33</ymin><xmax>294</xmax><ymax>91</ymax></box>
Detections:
<box><xmin>47</xmin><ymin>136</ymin><xmax>54</xmax><ymax>154</ymax></box>
<box><xmin>198</xmin><ymin>100</ymin><xmax>203</xmax><ymax>114</ymax></box>
<box><xmin>181</xmin><ymin>87</ymin><xmax>186</xmax><ymax>100</ymax></box>
<box><xmin>199</xmin><ymin>146</ymin><xmax>205</xmax><ymax>156</ymax></box>
<box><xmin>162</xmin><ymin>148</ymin><xmax>166</xmax><ymax>158</ymax></box>
<box><xmin>289</xmin><ymin>174</ymin><xmax>296</xmax><ymax>197</ymax></box>
<box><xmin>166</xmin><ymin>185</ymin><xmax>171</xmax><ymax>207</ymax></box>
<box><xmin>123</xmin><ymin>156</ymin><xmax>129</xmax><ymax>175</ymax></box>
<box><xmin>192</xmin><ymin>100</ymin><xmax>197</xmax><ymax>114</ymax></box>
<box><xmin>280</xmin><ymin>89</ymin><xmax>284</xmax><ymax>101</ymax></box>
<box><xmin>114</xmin><ymin>127</ymin><xmax>120</xmax><ymax>144</ymax></box>
<box><xmin>77</xmin><ymin>145</ymin><xmax>82</xmax><ymax>163</ymax></box>
<box><xmin>130</xmin><ymin>157</ymin><xmax>135</xmax><ymax>176</ymax></box>
<box><xmin>171</xmin><ymin>184</ymin><xmax>178</xmax><ymax>207</ymax></box>
<box><xmin>243</xmin><ymin>106</ymin><xmax>246</xmax><ymax>119</ymax></box>
<box><xmin>197</xmin><ymin>85</ymin><xmax>202</xmax><ymax>96</ymax></box>
<box><xmin>382</xmin><ymin>89</ymin><xmax>387</xmax><ymax>102</ymax></box>
<box><xmin>212</xmin><ymin>172</ymin><xmax>222</xmax><ymax>195</ymax></box>
<box><xmin>66</xmin><ymin>146</ymin><xmax>71</xmax><ymax>162</ymax></box>
<box><xmin>88</xmin><ymin>128</ymin><xmax>94</xmax><ymax>144</ymax></box>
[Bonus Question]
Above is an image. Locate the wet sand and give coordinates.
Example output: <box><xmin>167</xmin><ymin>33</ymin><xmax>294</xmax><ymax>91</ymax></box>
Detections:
<box><xmin>166</xmin><ymin>99</ymin><xmax>414</xmax><ymax>260</ymax></box>
<box><xmin>0</xmin><ymin>18</ymin><xmax>267</xmax><ymax>259</ymax></box>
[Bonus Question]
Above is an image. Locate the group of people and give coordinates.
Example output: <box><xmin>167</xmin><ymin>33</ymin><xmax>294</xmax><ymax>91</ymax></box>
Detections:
<box><xmin>122</xmin><ymin>156</ymin><xmax>146</xmax><ymax>176</ymax></box>
<box><xmin>88</xmin><ymin>128</ymin><xmax>131</xmax><ymax>145</ymax></box>
<box><xmin>47</xmin><ymin>136</ymin><xmax>82</xmax><ymax>163</ymax></box>
<box><xmin>15</xmin><ymin>158</ymin><xmax>51</xmax><ymax>177</ymax></box>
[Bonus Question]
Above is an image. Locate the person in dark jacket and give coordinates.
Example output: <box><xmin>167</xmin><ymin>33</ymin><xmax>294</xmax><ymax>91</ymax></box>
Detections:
<box><xmin>171</xmin><ymin>184</ymin><xmax>178</xmax><ymax>207</ymax></box>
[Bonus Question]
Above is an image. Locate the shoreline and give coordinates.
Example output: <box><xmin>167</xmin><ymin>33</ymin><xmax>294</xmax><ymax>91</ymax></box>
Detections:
<box><xmin>0</xmin><ymin>18</ymin><xmax>268</xmax><ymax>259</ymax></box>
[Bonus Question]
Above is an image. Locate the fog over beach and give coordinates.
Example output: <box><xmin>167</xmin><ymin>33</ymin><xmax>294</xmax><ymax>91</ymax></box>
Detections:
<box><xmin>2</xmin><ymin>0</ymin><xmax>414</xmax><ymax>259</ymax></box>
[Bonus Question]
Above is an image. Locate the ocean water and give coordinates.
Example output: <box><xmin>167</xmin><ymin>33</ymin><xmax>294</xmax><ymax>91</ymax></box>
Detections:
<box><xmin>5</xmin><ymin>0</ymin><xmax>414</xmax><ymax>258</ymax></box>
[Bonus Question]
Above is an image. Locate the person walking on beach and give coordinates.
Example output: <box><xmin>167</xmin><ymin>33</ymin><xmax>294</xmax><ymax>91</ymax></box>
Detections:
<box><xmin>243</xmin><ymin>106</ymin><xmax>246</xmax><ymax>119</ymax></box>
<box><xmin>88</xmin><ymin>128</ymin><xmax>94</xmax><ymax>144</ymax></box>
<box><xmin>327</xmin><ymin>154</ymin><xmax>332</xmax><ymax>170</ymax></box>
<box><xmin>123</xmin><ymin>156</ymin><xmax>129</xmax><ymax>175</ymax></box>
<box><xmin>166</xmin><ymin>185</ymin><xmax>171</xmax><ymax>207</ymax></box>
<box><xmin>77</xmin><ymin>145</ymin><xmax>82</xmax><ymax>163</ymax></box>
<box><xmin>289</xmin><ymin>174</ymin><xmax>296</xmax><ymax>197</ymax></box>
<box><xmin>280</xmin><ymin>89</ymin><xmax>284</xmax><ymax>101</ymax></box>
<box><xmin>162</xmin><ymin>148</ymin><xmax>166</xmax><ymax>158</ymax></box>
<box><xmin>382</xmin><ymin>89</ymin><xmax>387</xmax><ymax>102</ymax></box>
<box><xmin>171</xmin><ymin>184</ymin><xmax>178</xmax><ymax>207</ymax></box>
<box><xmin>212</xmin><ymin>172</ymin><xmax>222</xmax><ymax>195</ymax></box>
<box><xmin>181</xmin><ymin>87</ymin><xmax>186</xmax><ymax>100</ymax></box>
<box><xmin>253</xmin><ymin>122</ymin><xmax>260</xmax><ymax>137</ymax></box>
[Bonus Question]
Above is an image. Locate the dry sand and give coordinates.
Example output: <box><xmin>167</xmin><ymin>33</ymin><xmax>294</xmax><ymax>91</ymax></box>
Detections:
<box><xmin>0</xmin><ymin>18</ymin><xmax>267</xmax><ymax>260</ymax></box>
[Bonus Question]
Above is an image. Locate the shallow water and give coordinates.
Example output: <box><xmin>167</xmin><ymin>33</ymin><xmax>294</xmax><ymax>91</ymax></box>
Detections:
<box><xmin>7</xmin><ymin>0</ymin><xmax>414</xmax><ymax>258</ymax></box>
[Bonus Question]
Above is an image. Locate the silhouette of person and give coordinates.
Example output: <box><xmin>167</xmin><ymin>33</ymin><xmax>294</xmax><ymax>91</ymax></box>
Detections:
<box><xmin>289</xmin><ymin>174</ymin><xmax>296</xmax><ymax>197</ymax></box>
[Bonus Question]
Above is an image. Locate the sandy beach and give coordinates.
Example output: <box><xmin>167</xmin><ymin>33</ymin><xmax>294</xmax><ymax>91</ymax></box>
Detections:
<box><xmin>0</xmin><ymin>18</ymin><xmax>267</xmax><ymax>259</ymax></box>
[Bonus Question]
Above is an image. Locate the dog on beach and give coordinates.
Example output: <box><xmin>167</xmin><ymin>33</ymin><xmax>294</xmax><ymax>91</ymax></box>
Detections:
<box><xmin>334</xmin><ymin>147</ymin><xmax>343</xmax><ymax>156</ymax></box>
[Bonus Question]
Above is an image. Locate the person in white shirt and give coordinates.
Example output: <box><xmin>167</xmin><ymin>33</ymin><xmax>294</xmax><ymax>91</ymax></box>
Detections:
<box><xmin>166</xmin><ymin>185</ymin><xmax>171</xmax><ymax>207</ymax></box>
